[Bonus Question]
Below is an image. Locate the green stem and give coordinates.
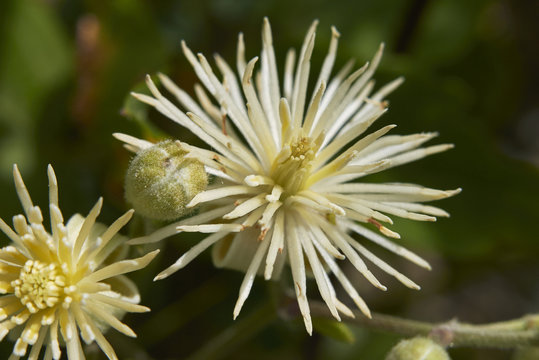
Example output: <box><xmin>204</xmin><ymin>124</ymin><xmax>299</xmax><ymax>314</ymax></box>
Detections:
<box><xmin>307</xmin><ymin>301</ymin><xmax>539</xmax><ymax>349</ymax></box>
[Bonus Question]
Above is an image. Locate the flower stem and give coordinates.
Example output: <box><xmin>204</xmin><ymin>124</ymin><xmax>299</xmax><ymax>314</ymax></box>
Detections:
<box><xmin>307</xmin><ymin>301</ymin><xmax>539</xmax><ymax>349</ymax></box>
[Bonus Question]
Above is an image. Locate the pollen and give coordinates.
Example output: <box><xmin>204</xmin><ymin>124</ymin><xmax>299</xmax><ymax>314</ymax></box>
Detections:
<box><xmin>11</xmin><ymin>260</ymin><xmax>66</xmax><ymax>313</ymax></box>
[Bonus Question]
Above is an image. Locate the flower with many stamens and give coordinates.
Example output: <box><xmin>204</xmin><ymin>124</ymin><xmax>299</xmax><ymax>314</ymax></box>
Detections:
<box><xmin>0</xmin><ymin>165</ymin><xmax>158</xmax><ymax>359</ymax></box>
<box><xmin>116</xmin><ymin>18</ymin><xmax>459</xmax><ymax>334</ymax></box>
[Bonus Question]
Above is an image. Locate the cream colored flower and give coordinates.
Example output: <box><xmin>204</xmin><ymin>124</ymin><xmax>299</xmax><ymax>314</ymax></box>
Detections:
<box><xmin>0</xmin><ymin>165</ymin><xmax>158</xmax><ymax>359</ymax></box>
<box><xmin>116</xmin><ymin>18</ymin><xmax>459</xmax><ymax>334</ymax></box>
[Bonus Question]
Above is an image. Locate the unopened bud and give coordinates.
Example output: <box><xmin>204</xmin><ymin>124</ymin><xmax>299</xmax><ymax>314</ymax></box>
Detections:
<box><xmin>385</xmin><ymin>337</ymin><xmax>451</xmax><ymax>360</ymax></box>
<box><xmin>125</xmin><ymin>140</ymin><xmax>208</xmax><ymax>221</ymax></box>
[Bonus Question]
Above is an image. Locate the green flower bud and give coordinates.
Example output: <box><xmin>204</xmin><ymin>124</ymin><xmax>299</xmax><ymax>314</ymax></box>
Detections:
<box><xmin>385</xmin><ymin>337</ymin><xmax>451</xmax><ymax>360</ymax></box>
<box><xmin>125</xmin><ymin>140</ymin><xmax>208</xmax><ymax>221</ymax></box>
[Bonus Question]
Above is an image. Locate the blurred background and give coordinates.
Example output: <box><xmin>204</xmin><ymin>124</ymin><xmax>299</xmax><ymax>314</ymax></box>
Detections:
<box><xmin>0</xmin><ymin>0</ymin><xmax>538</xmax><ymax>359</ymax></box>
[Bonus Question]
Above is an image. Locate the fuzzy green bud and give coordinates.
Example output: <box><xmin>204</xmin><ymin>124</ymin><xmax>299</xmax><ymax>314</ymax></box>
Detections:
<box><xmin>385</xmin><ymin>337</ymin><xmax>451</xmax><ymax>360</ymax></box>
<box><xmin>125</xmin><ymin>140</ymin><xmax>208</xmax><ymax>221</ymax></box>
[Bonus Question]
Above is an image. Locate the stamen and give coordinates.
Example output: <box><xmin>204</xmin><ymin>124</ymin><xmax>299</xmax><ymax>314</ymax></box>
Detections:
<box><xmin>270</xmin><ymin>133</ymin><xmax>319</xmax><ymax>195</ymax></box>
<box><xmin>12</xmin><ymin>261</ymin><xmax>66</xmax><ymax>313</ymax></box>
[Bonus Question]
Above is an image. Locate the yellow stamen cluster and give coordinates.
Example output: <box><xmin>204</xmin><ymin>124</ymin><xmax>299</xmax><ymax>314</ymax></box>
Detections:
<box><xmin>271</xmin><ymin>132</ymin><xmax>322</xmax><ymax>195</ymax></box>
<box><xmin>12</xmin><ymin>260</ymin><xmax>66</xmax><ymax>313</ymax></box>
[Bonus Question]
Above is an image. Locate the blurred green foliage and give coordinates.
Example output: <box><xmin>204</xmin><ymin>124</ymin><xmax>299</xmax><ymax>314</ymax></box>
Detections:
<box><xmin>0</xmin><ymin>0</ymin><xmax>537</xmax><ymax>359</ymax></box>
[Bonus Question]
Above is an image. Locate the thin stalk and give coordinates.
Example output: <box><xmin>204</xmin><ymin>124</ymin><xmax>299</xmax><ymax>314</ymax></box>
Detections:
<box><xmin>308</xmin><ymin>301</ymin><xmax>539</xmax><ymax>349</ymax></box>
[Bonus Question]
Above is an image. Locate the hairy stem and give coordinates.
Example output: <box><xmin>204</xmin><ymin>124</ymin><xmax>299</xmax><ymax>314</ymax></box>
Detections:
<box><xmin>307</xmin><ymin>301</ymin><xmax>539</xmax><ymax>349</ymax></box>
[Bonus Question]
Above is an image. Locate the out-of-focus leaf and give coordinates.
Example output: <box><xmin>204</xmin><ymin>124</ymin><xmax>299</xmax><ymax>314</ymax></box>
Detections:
<box><xmin>121</xmin><ymin>78</ymin><xmax>167</xmax><ymax>140</ymax></box>
<box><xmin>313</xmin><ymin>317</ymin><xmax>355</xmax><ymax>344</ymax></box>
<box><xmin>0</xmin><ymin>0</ymin><xmax>72</xmax><ymax>177</ymax></box>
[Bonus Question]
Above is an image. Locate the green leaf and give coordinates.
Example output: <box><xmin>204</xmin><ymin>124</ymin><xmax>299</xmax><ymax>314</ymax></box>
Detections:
<box><xmin>313</xmin><ymin>317</ymin><xmax>355</xmax><ymax>344</ymax></box>
<box><xmin>121</xmin><ymin>78</ymin><xmax>167</xmax><ymax>139</ymax></box>
<box><xmin>0</xmin><ymin>0</ymin><xmax>72</xmax><ymax>177</ymax></box>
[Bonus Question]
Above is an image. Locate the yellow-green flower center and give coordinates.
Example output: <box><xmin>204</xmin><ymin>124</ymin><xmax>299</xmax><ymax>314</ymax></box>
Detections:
<box><xmin>12</xmin><ymin>260</ymin><xmax>66</xmax><ymax>313</ymax></box>
<box><xmin>271</xmin><ymin>135</ymin><xmax>319</xmax><ymax>196</ymax></box>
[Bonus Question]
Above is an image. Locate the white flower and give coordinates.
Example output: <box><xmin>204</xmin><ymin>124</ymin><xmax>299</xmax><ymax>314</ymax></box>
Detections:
<box><xmin>0</xmin><ymin>165</ymin><xmax>158</xmax><ymax>359</ymax></box>
<box><xmin>116</xmin><ymin>18</ymin><xmax>459</xmax><ymax>334</ymax></box>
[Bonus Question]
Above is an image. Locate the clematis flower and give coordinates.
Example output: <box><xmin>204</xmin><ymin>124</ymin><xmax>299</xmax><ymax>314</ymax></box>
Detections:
<box><xmin>0</xmin><ymin>164</ymin><xmax>158</xmax><ymax>359</ymax></box>
<box><xmin>116</xmin><ymin>18</ymin><xmax>459</xmax><ymax>334</ymax></box>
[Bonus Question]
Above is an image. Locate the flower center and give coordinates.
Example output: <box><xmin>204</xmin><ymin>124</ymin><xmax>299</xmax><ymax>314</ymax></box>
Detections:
<box><xmin>271</xmin><ymin>134</ymin><xmax>320</xmax><ymax>195</ymax></box>
<box><xmin>12</xmin><ymin>260</ymin><xmax>66</xmax><ymax>313</ymax></box>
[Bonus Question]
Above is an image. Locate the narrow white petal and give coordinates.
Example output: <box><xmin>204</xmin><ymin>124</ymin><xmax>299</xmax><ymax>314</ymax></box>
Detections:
<box><xmin>335</xmin><ymin>299</ymin><xmax>355</xmax><ymax>319</ymax></box>
<box><xmin>346</xmin><ymin>221</ymin><xmax>431</xmax><ymax>270</ymax></box>
<box><xmin>313</xmin><ymin>240</ymin><xmax>371</xmax><ymax>318</ymax></box>
<box><xmin>85</xmin><ymin>300</ymin><xmax>137</xmax><ymax>337</ymax></box>
<box><xmin>346</xmin><ymin>234</ymin><xmax>420</xmax><ymax>289</ymax></box>
<box><xmin>327</xmin><ymin>193</ymin><xmax>393</xmax><ymax>224</ymax></box>
<box><xmin>317</xmin><ymin>106</ymin><xmax>386</xmax><ymax>165</ymax></box>
<box><xmin>236</xmin><ymin>33</ymin><xmax>247</xmax><ymax>80</ymax></box>
<box><xmin>258</xmin><ymin>201</ymin><xmax>282</xmax><ymax>229</ymax></box>
<box><xmin>213</xmin><ymin>55</ymin><xmax>247</xmax><ymax>122</ymax></box>
<box><xmin>297</xmin><ymin>190</ymin><xmax>345</xmax><ymax>216</ymax></box>
<box><xmin>223</xmin><ymin>194</ymin><xmax>267</xmax><ymax>220</ymax></box>
<box><xmin>159</xmin><ymin>72</ymin><xmax>222</xmax><ymax>127</ymax></box>
<box><xmin>186</xmin><ymin>112</ymin><xmax>262</xmax><ymax>172</ymax></box>
<box><xmin>295</xmin><ymin>209</ymin><xmax>344</xmax><ymax>259</ymax></box>
<box><xmin>155</xmin><ymin>231</ymin><xmax>231</xmax><ymax>280</ymax></box>
<box><xmin>291</xmin><ymin>21</ymin><xmax>317</xmax><ymax>130</ymax></box>
<box><xmin>310</xmin><ymin>26</ymin><xmax>339</xmax><ymax>105</ymax></box>
<box><xmin>13</xmin><ymin>164</ymin><xmax>35</xmax><ymax>222</ymax></box>
<box><xmin>303</xmin><ymin>81</ymin><xmax>326</xmax><ymax>134</ymax></box>
<box><xmin>81</xmin><ymin>209</ymin><xmax>134</xmax><ymax>270</ymax></box>
<box><xmin>233</xmin><ymin>235</ymin><xmax>271</xmax><ymax>319</ymax></box>
<box><xmin>187</xmin><ymin>186</ymin><xmax>258</xmax><ymax>208</ymax></box>
<box><xmin>196</xmin><ymin>53</ymin><xmax>268</xmax><ymax>166</ymax></box>
<box><xmin>72</xmin><ymin>303</ymin><xmax>95</xmax><ymax>344</ymax></box>
<box><xmin>82</xmin><ymin>250</ymin><xmax>159</xmax><ymax>283</ymax></box>
<box><xmin>264</xmin><ymin>210</ymin><xmax>284</xmax><ymax>280</ymax></box>
<box><xmin>310</xmin><ymin>124</ymin><xmax>396</xmax><ymax>181</ymax></box>
<box><xmin>355</xmin><ymin>199</ymin><xmax>436</xmax><ymax>221</ymax></box>
<box><xmin>89</xmin><ymin>293</ymin><xmax>150</xmax><ymax>313</ymax></box>
<box><xmin>311</xmin><ymin>64</ymin><xmax>368</xmax><ymax>138</ymax></box>
<box><xmin>380</xmin><ymin>144</ymin><xmax>454</xmax><ymax>169</ymax></box>
<box><xmin>177</xmin><ymin>224</ymin><xmax>244</xmax><ymax>233</ymax></box>
<box><xmin>242</xmin><ymin>57</ymin><xmax>277</xmax><ymax>160</ymax></box>
<box><xmin>318</xmin><ymin>219</ymin><xmax>387</xmax><ymax>291</ymax></box>
<box><xmin>245</xmin><ymin>175</ymin><xmax>275</xmax><ymax>187</ymax></box>
<box><xmin>384</xmin><ymin>202</ymin><xmax>450</xmax><ymax>217</ymax></box>
<box><xmin>241</xmin><ymin>205</ymin><xmax>266</xmax><ymax>227</ymax></box>
<box><xmin>128</xmin><ymin>205</ymin><xmax>234</xmax><ymax>245</ymax></box>
<box><xmin>0</xmin><ymin>218</ymin><xmax>28</xmax><ymax>254</ymax></box>
<box><xmin>72</xmin><ymin>197</ymin><xmax>103</xmax><ymax>259</ymax></box>
<box><xmin>286</xmin><ymin>215</ymin><xmax>312</xmax><ymax>334</ymax></box>
<box><xmin>297</xmin><ymin>218</ymin><xmax>340</xmax><ymax>320</ymax></box>
<box><xmin>85</xmin><ymin>314</ymin><xmax>118</xmax><ymax>360</ymax></box>
<box><xmin>324</xmin><ymin>80</ymin><xmax>375</xmax><ymax>146</ymax></box>
<box><xmin>319</xmin><ymin>59</ymin><xmax>355</xmax><ymax>115</ymax></box>
<box><xmin>283</xmin><ymin>49</ymin><xmax>296</xmax><ymax>102</ymax></box>
<box><xmin>112</xmin><ymin>133</ymin><xmax>153</xmax><ymax>152</ymax></box>
<box><xmin>47</xmin><ymin>164</ymin><xmax>59</xmax><ymax>208</ymax></box>
<box><xmin>141</xmin><ymin>76</ymin><xmax>257</xmax><ymax>171</ymax></box>
<box><xmin>260</xmin><ymin>17</ymin><xmax>282</xmax><ymax>143</ymax></box>
<box><xmin>27</xmin><ymin>327</ymin><xmax>47</xmax><ymax>360</ymax></box>
<box><xmin>181</xmin><ymin>40</ymin><xmax>215</xmax><ymax>93</ymax></box>
<box><xmin>49</xmin><ymin>319</ymin><xmax>61</xmax><ymax>359</ymax></box>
